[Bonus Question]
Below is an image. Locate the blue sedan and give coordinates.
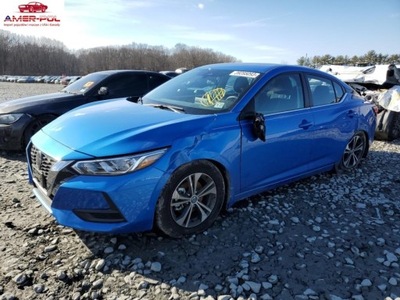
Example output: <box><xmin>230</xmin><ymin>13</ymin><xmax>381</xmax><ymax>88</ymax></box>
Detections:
<box><xmin>27</xmin><ymin>63</ymin><xmax>376</xmax><ymax>238</ymax></box>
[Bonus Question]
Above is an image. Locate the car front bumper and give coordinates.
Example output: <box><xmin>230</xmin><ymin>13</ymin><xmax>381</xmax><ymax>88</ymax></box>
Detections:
<box><xmin>0</xmin><ymin>114</ymin><xmax>31</xmax><ymax>151</ymax></box>
<box><xmin>29</xmin><ymin>161</ymin><xmax>166</xmax><ymax>234</ymax></box>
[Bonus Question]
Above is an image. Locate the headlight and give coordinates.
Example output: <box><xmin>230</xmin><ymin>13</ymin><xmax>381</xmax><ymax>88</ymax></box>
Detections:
<box><xmin>71</xmin><ymin>148</ymin><xmax>167</xmax><ymax>175</ymax></box>
<box><xmin>0</xmin><ymin>113</ymin><xmax>24</xmax><ymax>124</ymax></box>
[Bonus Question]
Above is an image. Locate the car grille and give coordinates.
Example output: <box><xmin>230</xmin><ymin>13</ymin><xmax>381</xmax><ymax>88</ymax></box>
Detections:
<box><xmin>30</xmin><ymin>144</ymin><xmax>57</xmax><ymax>191</ymax></box>
<box><xmin>29</xmin><ymin>144</ymin><xmax>77</xmax><ymax>198</ymax></box>
<box><xmin>28</xmin><ymin>144</ymin><xmax>126</xmax><ymax>223</ymax></box>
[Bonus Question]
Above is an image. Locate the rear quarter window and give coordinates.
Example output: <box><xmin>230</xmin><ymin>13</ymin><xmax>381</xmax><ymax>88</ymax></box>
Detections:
<box><xmin>333</xmin><ymin>81</ymin><xmax>345</xmax><ymax>102</ymax></box>
<box><xmin>306</xmin><ymin>75</ymin><xmax>344</xmax><ymax>106</ymax></box>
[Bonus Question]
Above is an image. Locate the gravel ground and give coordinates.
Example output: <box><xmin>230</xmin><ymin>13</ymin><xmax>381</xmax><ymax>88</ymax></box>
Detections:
<box><xmin>1</xmin><ymin>82</ymin><xmax>400</xmax><ymax>300</ymax></box>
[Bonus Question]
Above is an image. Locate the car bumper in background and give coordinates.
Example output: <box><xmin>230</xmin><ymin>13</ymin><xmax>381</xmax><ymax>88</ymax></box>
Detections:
<box><xmin>0</xmin><ymin>114</ymin><xmax>31</xmax><ymax>151</ymax></box>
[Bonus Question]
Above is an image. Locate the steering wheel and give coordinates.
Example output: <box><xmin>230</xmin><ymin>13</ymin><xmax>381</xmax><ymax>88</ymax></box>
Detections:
<box><xmin>224</xmin><ymin>95</ymin><xmax>238</xmax><ymax>103</ymax></box>
<box><xmin>200</xmin><ymin>88</ymin><xmax>226</xmax><ymax>106</ymax></box>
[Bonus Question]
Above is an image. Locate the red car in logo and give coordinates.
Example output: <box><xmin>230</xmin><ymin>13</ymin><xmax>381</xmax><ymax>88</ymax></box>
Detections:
<box><xmin>19</xmin><ymin>2</ymin><xmax>48</xmax><ymax>13</ymax></box>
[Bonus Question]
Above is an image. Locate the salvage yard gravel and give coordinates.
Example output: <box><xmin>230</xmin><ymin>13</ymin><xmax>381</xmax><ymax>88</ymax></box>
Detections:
<box><xmin>1</xmin><ymin>82</ymin><xmax>400</xmax><ymax>300</ymax></box>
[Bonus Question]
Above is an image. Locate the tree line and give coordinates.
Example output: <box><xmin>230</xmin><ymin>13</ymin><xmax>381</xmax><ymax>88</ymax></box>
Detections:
<box><xmin>0</xmin><ymin>30</ymin><xmax>237</xmax><ymax>76</ymax></box>
<box><xmin>297</xmin><ymin>51</ymin><xmax>400</xmax><ymax>67</ymax></box>
<box><xmin>1</xmin><ymin>30</ymin><xmax>399</xmax><ymax>76</ymax></box>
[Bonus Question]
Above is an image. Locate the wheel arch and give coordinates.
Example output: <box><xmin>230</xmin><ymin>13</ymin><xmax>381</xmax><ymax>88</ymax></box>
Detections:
<box><xmin>335</xmin><ymin>129</ymin><xmax>369</xmax><ymax>173</ymax></box>
<box><xmin>151</xmin><ymin>157</ymin><xmax>232</xmax><ymax>236</ymax></box>
<box><xmin>359</xmin><ymin>129</ymin><xmax>370</xmax><ymax>158</ymax></box>
<box><xmin>203</xmin><ymin>158</ymin><xmax>232</xmax><ymax>211</ymax></box>
<box><xmin>162</xmin><ymin>157</ymin><xmax>232</xmax><ymax>209</ymax></box>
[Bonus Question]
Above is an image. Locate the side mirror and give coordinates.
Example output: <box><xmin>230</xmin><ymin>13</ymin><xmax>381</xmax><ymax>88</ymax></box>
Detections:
<box><xmin>98</xmin><ymin>86</ymin><xmax>108</xmax><ymax>96</ymax></box>
<box><xmin>253</xmin><ymin>113</ymin><xmax>266</xmax><ymax>142</ymax></box>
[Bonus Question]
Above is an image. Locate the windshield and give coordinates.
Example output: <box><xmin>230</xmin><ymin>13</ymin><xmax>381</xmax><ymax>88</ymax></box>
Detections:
<box><xmin>61</xmin><ymin>73</ymin><xmax>108</xmax><ymax>94</ymax></box>
<box><xmin>142</xmin><ymin>66</ymin><xmax>262</xmax><ymax>114</ymax></box>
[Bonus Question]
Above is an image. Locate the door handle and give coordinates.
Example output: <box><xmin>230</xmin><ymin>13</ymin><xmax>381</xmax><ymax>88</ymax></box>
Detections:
<box><xmin>299</xmin><ymin>119</ymin><xmax>313</xmax><ymax>129</ymax></box>
<box><xmin>347</xmin><ymin>110</ymin><xmax>356</xmax><ymax>118</ymax></box>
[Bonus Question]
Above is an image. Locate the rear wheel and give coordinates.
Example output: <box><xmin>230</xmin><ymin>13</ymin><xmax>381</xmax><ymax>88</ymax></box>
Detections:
<box><xmin>336</xmin><ymin>132</ymin><xmax>367</xmax><ymax>171</ymax></box>
<box><xmin>155</xmin><ymin>161</ymin><xmax>225</xmax><ymax>238</ymax></box>
<box><xmin>23</xmin><ymin>115</ymin><xmax>55</xmax><ymax>148</ymax></box>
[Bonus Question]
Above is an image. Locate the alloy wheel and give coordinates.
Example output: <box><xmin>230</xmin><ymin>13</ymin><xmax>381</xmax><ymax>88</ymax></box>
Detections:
<box><xmin>342</xmin><ymin>134</ymin><xmax>366</xmax><ymax>169</ymax></box>
<box><xmin>170</xmin><ymin>172</ymin><xmax>217</xmax><ymax>228</ymax></box>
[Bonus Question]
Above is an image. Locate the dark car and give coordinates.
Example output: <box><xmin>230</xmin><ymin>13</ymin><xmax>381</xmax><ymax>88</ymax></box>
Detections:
<box><xmin>0</xmin><ymin>70</ymin><xmax>171</xmax><ymax>151</ymax></box>
<box><xmin>19</xmin><ymin>2</ymin><xmax>48</xmax><ymax>12</ymax></box>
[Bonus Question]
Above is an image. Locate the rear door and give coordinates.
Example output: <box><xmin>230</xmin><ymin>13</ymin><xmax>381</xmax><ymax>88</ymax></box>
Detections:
<box><xmin>306</xmin><ymin>74</ymin><xmax>359</xmax><ymax>169</ymax></box>
<box><xmin>103</xmin><ymin>73</ymin><xmax>148</xmax><ymax>99</ymax></box>
<box><xmin>148</xmin><ymin>73</ymin><xmax>170</xmax><ymax>90</ymax></box>
<box><xmin>102</xmin><ymin>73</ymin><xmax>170</xmax><ymax>101</ymax></box>
<box><xmin>240</xmin><ymin>73</ymin><xmax>315</xmax><ymax>193</ymax></box>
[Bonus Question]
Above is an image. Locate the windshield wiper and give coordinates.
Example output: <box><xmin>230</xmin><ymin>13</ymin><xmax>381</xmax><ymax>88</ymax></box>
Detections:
<box><xmin>146</xmin><ymin>104</ymin><xmax>185</xmax><ymax>113</ymax></box>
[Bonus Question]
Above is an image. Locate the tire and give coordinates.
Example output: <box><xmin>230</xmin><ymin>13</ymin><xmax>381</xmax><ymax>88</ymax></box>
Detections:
<box><xmin>23</xmin><ymin>115</ymin><xmax>55</xmax><ymax>149</ymax></box>
<box><xmin>375</xmin><ymin>110</ymin><xmax>400</xmax><ymax>141</ymax></box>
<box><xmin>155</xmin><ymin>161</ymin><xmax>225</xmax><ymax>238</ymax></box>
<box><xmin>336</xmin><ymin>132</ymin><xmax>367</xmax><ymax>172</ymax></box>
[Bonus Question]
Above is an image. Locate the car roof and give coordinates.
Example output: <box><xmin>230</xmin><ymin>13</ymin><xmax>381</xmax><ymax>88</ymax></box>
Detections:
<box><xmin>88</xmin><ymin>70</ymin><xmax>164</xmax><ymax>76</ymax></box>
<box><xmin>198</xmin><ymin>62</ymin><xmax>323</xmax><ymax>74</ymax></box>
<box><xmin>204</xmin><ymin>63</ymin><xmax>348</xmax><ymax>83</ymax></box>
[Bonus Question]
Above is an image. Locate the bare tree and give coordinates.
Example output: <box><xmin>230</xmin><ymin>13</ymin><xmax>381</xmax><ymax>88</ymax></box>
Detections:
<box><xmin>3</xmin><ymin>29</ymin><xmax>399</xmax><ymax>77</ymax></box>
<box><xmin>0</xmin><ymin>32</ymin><xmax>10</xmax><ymax>74</ymax></box>
<box><xmin>298</xmin><ymin>51</ymin><xmax>400</xmax><ymax>67</ymax></box>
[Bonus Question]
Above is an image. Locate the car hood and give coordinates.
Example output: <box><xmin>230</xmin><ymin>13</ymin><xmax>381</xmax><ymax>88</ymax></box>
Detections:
<box><xmin>36</xmin><ymin>99</ymin><xmax>215</xmax><ymax>158</ymax></box>
<box><xmin>0</xmin><ymin>92</ymin><xmax>77</xmax><ymax>113</ymax></box>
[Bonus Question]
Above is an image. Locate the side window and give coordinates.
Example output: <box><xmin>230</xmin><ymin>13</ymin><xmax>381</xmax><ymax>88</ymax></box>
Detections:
<box><xmin>333</xmin><ymin>82</ymin><xmax>344</xmax><ymax>102</ymax></box>
<box><xmin>254</xmin><ymin>74</ymin><xmax>304</xmax><ymax>114</ymax></box>
<box><xmin>307</xmin><ymin>75</ymin><xmax>340</xmax><ymax>106</ymax></box>
<box><xmin>105</xmin><ymin>73</ymin><xmax>148</xmax><ymax>97</ymax></box>
<box><xmin>148</xmin><ymin>74</ymin><xmax>170</xmax><ymax>90</ymax></box>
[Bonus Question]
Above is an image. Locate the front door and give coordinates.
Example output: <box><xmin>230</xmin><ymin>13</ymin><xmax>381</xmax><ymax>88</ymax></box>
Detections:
<box><xmin>239</xmin><ymin>73</ymin><xmax>315</xmax><ymax>194</ymax></box>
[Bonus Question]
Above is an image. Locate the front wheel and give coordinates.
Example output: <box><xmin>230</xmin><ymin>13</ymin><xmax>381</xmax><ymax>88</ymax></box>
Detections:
<box><xmin>155</xmin><ymin>161</ymin><xmax>225</xmax><ymax>238</ymax></box>
<box><xmin>336</xmin><ymin>132</ymin><xmax>367</xmax><ymax>172</ymax></box>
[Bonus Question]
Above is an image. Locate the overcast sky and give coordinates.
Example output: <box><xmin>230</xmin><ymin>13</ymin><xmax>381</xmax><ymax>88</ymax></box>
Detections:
<box><xmin>3</xmin><ymin>0</ymin><xmax>400</xmax><ymax>64</ymax></box>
